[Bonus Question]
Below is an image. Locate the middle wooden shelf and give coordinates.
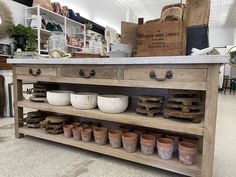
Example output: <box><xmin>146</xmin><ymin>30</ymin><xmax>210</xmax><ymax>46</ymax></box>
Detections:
<box><xmin>18</xmin><ymin>100</ymin><xmax>204</xmax><ymax>136</ymax></box>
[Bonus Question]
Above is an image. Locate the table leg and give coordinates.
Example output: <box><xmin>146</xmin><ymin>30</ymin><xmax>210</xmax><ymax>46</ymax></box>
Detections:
<box><xmin>13</xmin><ymin>66</ymin><xmax>24</xmax><ymax>138</ymax></box>
<box><xmin>224</xmin><ymin>79</ymin><xmax>228</xmax><ymax>94</ymax></box>
<box><xmin>202</xmin><ymin>65</ymin><xmax>219</xmax><ymax>177</ymax></box>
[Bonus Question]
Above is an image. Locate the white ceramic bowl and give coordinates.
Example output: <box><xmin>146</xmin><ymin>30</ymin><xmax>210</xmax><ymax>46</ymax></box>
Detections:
<box><xmin>71</xmin><ymin>92</ymin><xmax>98</xmax><ymax>110</ymax></box>
<box><xmin>47</xmin><ymin>90</ymin><xmax>73</xmax><ymax>106</ymax></box>
<box><xmin>98</xmin><ymin>95</ymin><xmax>129</xmax><ymax>114</ymax></box>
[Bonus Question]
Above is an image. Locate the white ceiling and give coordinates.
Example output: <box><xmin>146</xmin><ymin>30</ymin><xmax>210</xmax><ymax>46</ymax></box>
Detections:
<box><xmin>114</xmin><ymin>0</ymin><xmax>236</xmax><ymax>27</ymax></box>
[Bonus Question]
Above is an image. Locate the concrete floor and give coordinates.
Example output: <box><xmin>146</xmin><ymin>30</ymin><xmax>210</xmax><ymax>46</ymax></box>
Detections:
<box><xmin>0</xmin><ymin>94</ymin><xmax>236</xmax><ymax>177</ymax></box>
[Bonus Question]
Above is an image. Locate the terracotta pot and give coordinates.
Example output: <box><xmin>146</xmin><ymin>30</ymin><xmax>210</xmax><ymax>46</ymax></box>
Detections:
<box><xmin>94</xmin><ymin>127</ymin><xmax>108</xmax><ymax>145</ymax></box>
<box><xmin>63</xmin><ymin>125</ymin><xmax>74</xmax><ymax>138</ymax></box>
<box><xmin>178</xmin><ymin>141</ymin><xmax>198</xmax><ymax>166</ymax></box>
<box><xmin>122</xmin><ymin>132</ymin><xmax>138</xmax><ymax>153</ymax></box>
<box><xmin>108</xmin><ymin>129</ymin><xmax>123</xmax><ymax>149</ymax></box>
<box><xmin>81</xmin><ymin>123</ymin><xmax>90</xmax><ymax>129</ymax></box>
<box><xmin>81</xmin><ymin>128</ymin><xmax>92</xmax><ymax>142</ymax></box>
<box><xmin>165</xmin><ymin>133</ymin><xmax>180</xmax><ymax>153</ymax></box>
<box><xmin>72</xmin><ymin>122</ymin><xmax>80</xmax><ymax>127</ymax></box>
<box><xmin>90</xmin><ymin>122</ymin><xmax>102</xmax><ymax>127</ymax></box>
<box><xmin>90</xmin><ymin>125</ymin><xmax>98</xmax><ymax>131</ymax></box>
<box><xmin>157</xmin><ymin>138</ymin><xmax>174</xmax><ymax>160</ymax></box>
<box><xmin>72</xmin><ymin>126</ymin><xmax>83</xmax><ymax>141</ymax></box>
<box><xmin>149</xmin><ymin>130</ymin><xmax>163</xmax><ymax>140</ymax></box>
<box><xmin>182</xmin><ymin>135</ymin><xmax>200</xmax><ymax>151</ymax></box>
<box><xmin>81</xmin><ymin>121</ymin><xmax>92</xmax><ymax>125</ymax></box>
<box><xmin>140</xmin><ymin>134</ymin><xmax>156</xmax><ymax>155</ymax></box>
<box><xmin>90</xmin><ymin>125</ymin><xmax>98</xmax><ymax>139</ymax></box>
<box><xmin>134</xmin><ymin>126</ymin><xmax>147</xmax><ymax>137</ymax></box>
<box><xmin>119</xmin><ymin>124</ymin><xmax>132</xmax><ymax>133</ymax></box>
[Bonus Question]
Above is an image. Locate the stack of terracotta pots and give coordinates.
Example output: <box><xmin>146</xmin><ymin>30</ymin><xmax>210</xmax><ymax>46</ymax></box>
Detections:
<box><xmin>60</xmin><ymin>121</ymin><xmax>199</xmax><ymax>166</ymax></box>
<box><xmin>63</xmin><ymin>121</ymin><xmax>106</xmax><ymax>144</ymax></box>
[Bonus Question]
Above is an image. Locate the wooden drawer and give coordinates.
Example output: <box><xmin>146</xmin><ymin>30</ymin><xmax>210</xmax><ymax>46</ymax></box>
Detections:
<box><xmin>16</xmin><ymin>67</ymin><xmax>57</xmax><ymax>77</ymax></box>
<box><xmin>124</xmin><ymin>68</ymin><xmax>207</xmax><ymax>82</ymax></box>
<box><xmin>60</xmin><ymin>66</ymin><xmax>118</xmax><ymax>79</ymax></box>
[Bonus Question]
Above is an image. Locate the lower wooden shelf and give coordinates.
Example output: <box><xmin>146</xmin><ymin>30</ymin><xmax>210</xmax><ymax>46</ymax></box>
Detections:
<box><xmin>18</xmin><ymin>100</ymin><xmax>204</xmax><ymax>136</ymax></box>
<box><xmin>19</xmin><ymin>127</ymin><xmax>202</xmax><ymax>177</ymax></box>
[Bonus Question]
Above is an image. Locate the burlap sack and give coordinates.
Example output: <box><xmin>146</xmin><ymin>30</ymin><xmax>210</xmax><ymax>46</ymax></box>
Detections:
<box><xmin>33</xmin><ymin>0</ymin><xmax>52</xmax><ymax>11</ymax></box>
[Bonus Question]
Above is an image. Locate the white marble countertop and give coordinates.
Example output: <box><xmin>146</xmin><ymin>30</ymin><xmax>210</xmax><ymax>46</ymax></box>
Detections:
<box><xmin>7</xmin><ymin>55</ymin><xmax>228</xmax><ymax>65</ymax></box>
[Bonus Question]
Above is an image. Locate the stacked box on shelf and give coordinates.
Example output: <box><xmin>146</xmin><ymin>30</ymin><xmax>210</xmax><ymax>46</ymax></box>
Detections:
<box><xmin>136</xmin><ymin>21</ymin><xmax>186</xmax><ymax>57</ymax></box>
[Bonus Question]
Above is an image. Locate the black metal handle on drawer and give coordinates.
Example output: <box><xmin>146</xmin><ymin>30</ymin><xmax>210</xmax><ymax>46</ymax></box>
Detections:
<box><xmin>79</xmin><ymin>69</ymin><xmax>96</xmax><ymax>78</ymax></box>
<box><xmin>149</xmin><ymin>70</ymin><xmax>173</xmax><ymax>81</ymax></box>
<box><xmin>29</xmin><ymin>68</ymin><xmax>41</xmax><ymax>77</ymax></box>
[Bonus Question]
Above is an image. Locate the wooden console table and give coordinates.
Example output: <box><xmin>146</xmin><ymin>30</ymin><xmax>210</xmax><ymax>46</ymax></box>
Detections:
<box><xmin>8</xmin><ymin>56</ymin><xmax>228</xmax><ymax>177</ymax></box>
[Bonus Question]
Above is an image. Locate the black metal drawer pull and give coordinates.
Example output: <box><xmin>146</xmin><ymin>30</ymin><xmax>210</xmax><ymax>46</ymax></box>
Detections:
<box><xmin>149</xmin><ymin>70</ymin><xmax>173</xmax><ymax>81</ymax></box>
<box><xmin>29</xmin><ymin>68</ymin><xmax>41</xmax><ymax>77</ymax></box>
<box><xmin>79</xmin><ymin>69</ymin><xmax>96</xmax><ymax>78</ymax></box>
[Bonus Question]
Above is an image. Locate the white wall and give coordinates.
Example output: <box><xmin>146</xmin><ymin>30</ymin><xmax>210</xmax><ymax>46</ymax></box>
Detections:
<box><xmin>52</xmin><ymin>0</ymin><xmax>126</xmax><ymax>33</ymax></box>
<box><xmin>209</xmin><ymin>27</ymin><xmax>235</xmax><ymax>47</ymax></box>
<box><xmin>0</xmin><ymin>0</ymin><xmax>26</xmax><ymax>44</ymax></box>
<box><xmin>234</xmin><ymin>29</ymin><xmax>236</xmax><ymax>44</ymax></box>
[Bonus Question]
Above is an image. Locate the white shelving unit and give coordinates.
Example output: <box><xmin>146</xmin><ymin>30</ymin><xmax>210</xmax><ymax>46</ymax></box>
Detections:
<box><xmin>25</xmin><ymin>6</ymin><xmax>86</xmax><ymax>55</ymax></box>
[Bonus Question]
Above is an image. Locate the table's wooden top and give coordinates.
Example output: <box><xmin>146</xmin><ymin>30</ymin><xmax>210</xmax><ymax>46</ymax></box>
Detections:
<box><xmin>7</xmin><ymin>55</ymin><xmax>228</xmax><ymax>65</ymax></box>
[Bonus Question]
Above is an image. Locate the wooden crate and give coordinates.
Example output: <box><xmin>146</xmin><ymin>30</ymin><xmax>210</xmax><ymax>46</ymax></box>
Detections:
<box><xmin>137</xmin><ymin>21</ymin><xmax>186</xmax><ymax>57</ymax></box>
<box><xmin>185</xmin><ymin>0</ymin><xmax>210</xmax><ymax>27</ymax></box>
<box><xmin>121</xmin><ymin>22</ymin><xmax>138</xmax><ymax>50</ymax></box>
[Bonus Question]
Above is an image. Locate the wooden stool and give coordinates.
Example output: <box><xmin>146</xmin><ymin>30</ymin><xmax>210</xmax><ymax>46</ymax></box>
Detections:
<box><xmin>0</xmin><ymin>75</ymin><xmax>5</xmax><ymax>117</ymax></box>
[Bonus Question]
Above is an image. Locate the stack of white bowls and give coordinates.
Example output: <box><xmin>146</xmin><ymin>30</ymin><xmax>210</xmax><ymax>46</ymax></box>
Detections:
<box><xmin>46</xmin><ymin>91</ymin><xmax>129</xmax><ymax>114</ymax></box>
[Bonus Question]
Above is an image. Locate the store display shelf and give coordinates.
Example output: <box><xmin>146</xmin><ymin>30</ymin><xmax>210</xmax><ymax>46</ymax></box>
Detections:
<box><xmin>66</xmin><ymin>17</ymin><xmax>84</xmax><ymax>27</ymax></box>
<box><xmin>67</xmin><ymin>45</ymin><xmax>82</xmax><ymax>49</ymax></box>
<box><xmin>27</xmin><ymin>6</ymin><xmax>84</xmax><ymax>27</ymax></box>
<box><xmin>19</xmin><ymin>127</ymin><xmax>202</xmax><ymax>177</ymax></box>
<box><xmin>26</xmin><ymin>6</ymin><xmax>65</xmax><ymax>24</ymax></box>
<box><xmin>33</xmin><ymin>28</ymin><xmax>51</xmax><ymax>36</ymax></box>
<box><xmin>18</xmin><ymin>100</ymin><xmax>204</xmax><ymax>136</ymax></box>
<box><xmin>40</xmin><ymin>50</ymin><xmax>48</xmax><ymax>53</ymax></box>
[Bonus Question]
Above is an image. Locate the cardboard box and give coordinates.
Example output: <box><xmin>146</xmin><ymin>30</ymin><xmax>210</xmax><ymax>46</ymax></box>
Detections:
<box><xmin>121</xmin><ymin>22</ymin><xmax>138</xmax><ymax>51</ymax></box>
<box><xmin>185</xmin><ymin>0</ymin><xmax>210</xmax><ymax>27</ymax></box>
<box><xmin>137</xmin><ymin>21</ymin><xmax>186</xmax><ymax>57</ymax></box>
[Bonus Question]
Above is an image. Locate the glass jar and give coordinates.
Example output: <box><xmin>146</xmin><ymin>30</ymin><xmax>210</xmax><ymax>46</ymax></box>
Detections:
<box><xmin>89</xmin><ymin>33</ymin><xmax>96</xmax><ymax>54</ymax></box>
<box><xmin>96</xmin><ymin>35</ymin><xmax>103</xmax><ymax>55</ymax></box>
<box><xmin>48</xmin><ymin>32</ymin><xmax>67</xmax><ymax>53</ymax></box>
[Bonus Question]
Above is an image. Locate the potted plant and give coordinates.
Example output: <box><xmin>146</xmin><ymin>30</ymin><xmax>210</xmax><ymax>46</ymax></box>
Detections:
<box><xmin>230</xmin><ymin>50</ymin><xmax>236</xmax><ymax>64</ymax></box>
<box><xmin>11</xmin><ymin>24</ymin><xmax>36</xmax><ymax>52</ymax></box>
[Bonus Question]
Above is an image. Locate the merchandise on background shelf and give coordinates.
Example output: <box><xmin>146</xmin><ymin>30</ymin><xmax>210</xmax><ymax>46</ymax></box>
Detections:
<box><xmin>51</xmin><ymin>2</ymin><xmax>62</xmax><ymax>14</ymax></box>
<box><xmin>48</xmin><ymin>32</ymin><xmax>72</xmax><ymax>58</ymax></box>
<box><xmin>13</xmin><ymin>52</ymin><xmax>40</xmax><ymax>59</ymax></box>
<box><xmin>89</xmin><ymin>33</ymin><xmax>96</xmax><ymax>54</ymax></box>
<box><xmin>33</xmin><ymin>0</ymin><xmax>52</xmax><ymax>11</ymax></box>
<box><xmin>96</xmin><ymin>35</ymin><xmax>103</xmax><ymax>55</ymax></box>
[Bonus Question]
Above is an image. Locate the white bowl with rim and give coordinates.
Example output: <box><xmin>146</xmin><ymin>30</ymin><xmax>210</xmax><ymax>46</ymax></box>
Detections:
<box><xmin>71</xmin><ymin>92</ymin><xmax>98</xmax><ymax>110</ymax></box>
<box><xmin>98</xmin><ymin>95</ymin><xmax>129</xmax><ymax>114</ymax></box>
<box><xmin>47</xmin><ymin>90</ymin><xmax>73</xmax><ymax>106</ymax></box>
